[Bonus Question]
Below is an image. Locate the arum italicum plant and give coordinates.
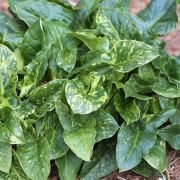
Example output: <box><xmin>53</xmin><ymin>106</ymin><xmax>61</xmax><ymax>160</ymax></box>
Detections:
<box><xmin>0</xmin><ymin>0</ymin><xmax>180</xmax><ymax>179</ymax></box>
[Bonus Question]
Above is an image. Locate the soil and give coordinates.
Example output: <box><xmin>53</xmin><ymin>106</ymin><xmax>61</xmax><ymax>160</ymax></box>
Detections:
<box><xmin>0</xmin><ymin>0</ymin><xmax>180</xmax><ymax>179</ymax></box>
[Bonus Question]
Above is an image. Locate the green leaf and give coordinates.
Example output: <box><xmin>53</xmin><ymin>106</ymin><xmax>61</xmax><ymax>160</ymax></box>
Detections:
<box><xmin>16</xmin><ymin>136</ymin><xmax>50</xmax><ymax>180</ymax></box>
<box><xmin>14</xmin><ymin>48</ymin><xmax>25</xmax><ymax>74</ymax></box>
<box><xmin>158</xmin><ymin>124</ymin><xmax>180</xmax><ymax>150</ymax></box>
<box><xmin>65</xmin><ymin>76</ymin><xmax>107</xmax><ymax>114</ymax></box>
<box><xmin>15</xmin><ymin>0</ymin><xmax>76</xmax><ymax>27</ymax></box>
<box><xmin>116</xmin><ymin>123</ymin><xmax>156</xmax><ymax>171</ymax></box>
<box><xmin>28</xmin><ymin>79</ymin><xmax>63</xmax><ymax>118</ymax></box>
<box><xmin>133</xmin><ymin>160</ymin><xmax>155</xmax><ymax>178</ymax></box>
<box><xmin>0</xmin><ymin>142</ymin><xmax>12</xmax><ymax>173</ymax></box>
<box><xmin>97</xmin><ymin>7</ymin><xmax>155</xmax><ymax>41</ymax></box>
<box><xmin>0</xmin><ymin>152</ymin><xmax>30</xmax><ymax>180</ymax></box>
<box><xmin>55</xmin><ymin>100</ymin><xmax>74</xmax><ymax>131</ymax></box>
<box><xmin>21</xmin><ymin>20</ymin><xmax>44</xmax><ymax>64</ymax></box>
<box><xmin>70</xmin><ymin>31</ymin><xmax>109</xmax><ymax>52</ymax></box>
<box><xmin>93</xmin><ymin>110</ymin><xmax>119</xmax><ymax>142</ymax></box>
<box><xmin>123</xmin><ymin>75</ymin><xmax>152</xmax><ymax>100</ymax></box>
<box><xmin>0</xmin><ymin>13</ymin><xmax>25</xmax><ymax>50</ymax></box>
<box><xmin>147</xmin><ymin>109</ymin><xmax>176</xmax><ymax>129</ymax></box>
<box><xmin>56</xmin><ymin>151</ymin><xmax>82</xmax><ymax>180</ymax></box>
<box><xmin>171</xmin><ymin>110</ymin><xmax>180</xmax><ymax>124</ymax></box>
<box><xmin>63</xmin><ymin>115</ymin><xmax>96</xmax><ymax>161</ymax></box>
<box><xmin>114</xmin><ymin>92</ymin><xmax>140</xmax><ymax>125</ymax></box>
<box><xmin>137</xmin><ymin>64</ymin><xmax>155</xmax><ymax>85</ymax></box>
<box><xmin>36</xmin><ymin>112</ymin><xmax>69</xmax><ymax>159</ymax></box>
<box><xmin>112</xmin><ymin>40</ymin><xmax>159</xmax><ymax>73</ymax></box>
<box><xmin>138</xmin><ymin>0</ymin><xmax>178</xmax><ymax>35</ymax></box>
<box><xmin>80</xmin><ymin>142</ymin><xmax>118</xmax><ymax>180</ymax></box>
<box><xmin>0</xmin><ymin>107</ymin><xmax>24</xmax><ymax>144</ymax></box>
<box><xmin>0</xmin><ymin>44</ymin><xmax>18</xmax><ymax>100</ymax></box>
<box><xmin>43</xmin><ymin>21</ymin><xmax>77</xmax><ymax>73</ymax></box>
<box><xmin>100</xmin><ymin>0</ymin><xmax>131</xmax><ymax>11</ymax></box>
<box><xmin>151</xmin><ymin>76</ymin><xmax>180</xmax><ymax>98</ymax></box>
<box><xmin>20</xmin><ymin>48</ymin><xmax>50</xmax><ymax>97</ymax></box>
<box><xmin>144</xmin><ymin>138</ymin><xmax>167</xmax><ymax>172</ymax></box>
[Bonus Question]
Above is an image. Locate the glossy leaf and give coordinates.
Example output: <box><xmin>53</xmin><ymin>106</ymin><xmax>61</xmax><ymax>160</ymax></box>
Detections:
<box><xmin>123</xmin><ymin>75</ymin><xmax>152</xmax><ymax>100</ymax></box>
<box><xmin>0</xmin><ymin>44</ymin><xmax>18</xmax><ymax>99</ymax></box>
<box><xmin>112</xmin><ymin>40</ymin><xmax>159</xmax><ymax>73</ymax></box>
<box><xmin>158</xmin><ymin>124</ymin><xmax>180</xmax><ymax>150</ymax></box>
<box><xmin>97</xmin><ymin>7</ymin><xmax>155</xmax><ymax>41</ymax></box>
<box><xmin>93</xmin><ymin>110</ymin><xmax>119</xmax><ymax>142</ymax></box>
<box><xmin>63</xmin><ymin>115</ymin><xmax>96</xmax><ymax>161</ymax></box>
<box><xmin>138</xmin><ymin>0</ymin><xmax>178</xmax><ymax>35</ymax></box>
<box><xmin>133</xmin><ymin>160</ymin><xmax>155</xmax><ymax>178</ymax></box>
<box><xmin>28</xmin><ymin>79</ymin><xmax>63</xmax><ymax>118</ymax></box>
<box><xmin>100</xmin><ymin>0</ymin><xmax>131</xmax><ymax>11</ymax></box>
<box><xmin>0</xmin><ymin>153</ymin><xmax>30</xmax><ymax>180</ymax></box>
<box><xmin>81</xmin><ymin>142</ymin><xmax>117</xmax><ymax>180</ymax></box>
<box><xmin>0</xmin><ymin>142</ymin><xmax>12</xmax><ymax>173</ymax></box>
<box><xmin>43</xmin><ymin>21</ymin><xmax>77</xmax><ymax>73</ymax></box>
<box><xmin>0</xmin><ymin>107</ymin><xmax>24</xmax><ymax>144</ymax></box>
<box><xmin>147</xmin><ymin>109</ymin><xmax>176</xmax><ymax>129</ymax></box>
<box><xmin>36</xmin><ymin>112</ymin><xmax>69</xmax><ymax>159</ymax></box>
<box><xmin>114</xmin><ymin>93</ymin><xmax>140</xmax><ymax>125</ymax></box>
<box><xmin>56</xmin><ymin>151</ymin><xmax>82</xmax><ymax>180</ymax></box>
<box><xmin>21</xmin><ymin>20</ymin><xmax>44</xmax><ymax>64</ymax></box>
<box><xmin>65</xmin><ymin>76</ymin><xmax>107</xmax><ymax>114</ymax></box>
<box><xmin>55</xmin><ymin>100</ymin><xmax>73</xmax><ymax>131</ymax></box>
<box><xmin>116</xmin><ymin>123</ymin><xmax>156</xmax><ymax>171</ymax></box>
<box><xmin>0</xmin><ymin>13</ymin><xmax>25</xmax><ymax>49</ymax></box>
<box><xmin>16</xmin><ymin>136</ymin><xmax>50</xmax><ymax>180</ymax></box>
<box><xmin>15</xmin><ymin>0</ymin><xmax>76</xmax><ymax>26</ymax></box>
<box><xmin>20</xmin><ymin>48</ymin><xmax>50</xmax><ymax>97</ymax></box>
<box><xmin>144</xmin><ymin>138</ymin><xmax>167</xmax><ymax>172</ymax></box>
<box><xmin>151</xmin><ymin>76</ymin><xmax>180</xmax><ymax>98</ymax></box>
<box><xmin>116</xmin><ymin>123</ymin><xmax>143</xmax><ymax>171</ymax></box>
<box><xmin>70</xmin><ymin>31</ymin><xmax>109</xmax><ymax>52</ymax></box>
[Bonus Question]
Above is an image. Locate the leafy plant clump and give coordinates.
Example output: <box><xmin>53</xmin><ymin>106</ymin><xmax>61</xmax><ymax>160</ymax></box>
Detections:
<box><xmin>0</xmin><ymin>0</ymin><xmax>180</xmax><ymax>179</ymax></box>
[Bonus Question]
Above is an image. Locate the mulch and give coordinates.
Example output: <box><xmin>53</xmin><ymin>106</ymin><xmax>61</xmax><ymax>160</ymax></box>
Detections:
<box><xmin>0</xmin><ymin>0</ymin><xmax>180</xmax><ymax>180</ymax></box>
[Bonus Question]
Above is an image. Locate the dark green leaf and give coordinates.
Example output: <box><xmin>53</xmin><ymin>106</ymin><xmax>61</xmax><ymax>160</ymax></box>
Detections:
<box><xmin>138</xmin><ymin>0</ymin><xmax>178</xmax><ymax>35</ymax></box>
<box><xmin>144</xmin><ymin>138</ymin><xmax>167</xmax><ymax>172</ymax></box>
<box><xmin>56</xmin><ymin>151</ymin><xmax>82</xmax><ymax>180</ymax></box>
<box><xmin>36</xmin><ymin>112</ymin><xmax>69</xmax><ymax>159</ymax></box>
<box><xmin>81</xmin><ymin>142</ymin><xmax>117</xmax><ymax>180</ymax></box>
<box><xmin>0</xmin><ymin>142</ymin><xmax>12</xmax><ymax>173</ymax></box>
<box><xmin>0</xmin><ymin>13</ymin><xmax>25</xmax><ymax>49</ymax></box>
<box><xmin>116</xmin><ymin>123</ymin><xmax>156</xmax><ymax>171</ymax></box>
<box><xmin>0</xmin><ymin>107</ymin><xmax>24</xmax><ymax>144</ymax></box>
<box><xmin>16</xmin><ymin>136</ymin><xmax>50</xmax><ymax>180</ymax></box>
<box><xmin>147</xmin><ymin>109</ymin><xmax>176</xmax><ymax>129</ymax></box>
<box><xmin>21</xmin><ymin>20</ymin><xmax>44</xmax><ymax>64</ymax></box>
<box><xmin>15</xmin><ymin>0</ymin><xmax>76</xmax><ymax>26</ymax></box>
<box><xmin>158</xmin><ymin>124</ymin><xmax>180</xmax><ymax>150</ymax></box>
<box><xmin>28</xmin><ymin>79</ymin><xmax>63</xmax><ymax>118</ymax></box>
<box><xmin>116</xmin><ymin>123</ymin><xmax>143</xmax><ymax>171</ymax></box>
<box><xmin>0</xmin><ymin>152</ymin><xmax>30</xmax><ymax>180</ymax></box>
<box><xmin>114</xmin><ymin>92</ymin><xmax>140</xmax><ymax>125</ymax></box>
<box><xmin>20</xmin><ymin>48</ymin><xmax>50</xmax><ymax>97</ymax></box>
<box><xmin>151</xmin><ymin>76</ymin><xmax>180</xmax><ymax>98</ymax></box>
<box><xmin>133</xmin><ymin>160</ymin><xmax>155</xmax><ymax>178</ymax></box>
<box><xmin>123</xmin><ymin>75</ymin><xmax>152</xmax><ymax>100</ymax></box>
<box><xmin>93</xmin><ymin>110</ymin><xmax>119</xmax><ymax>141</ymax></box>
